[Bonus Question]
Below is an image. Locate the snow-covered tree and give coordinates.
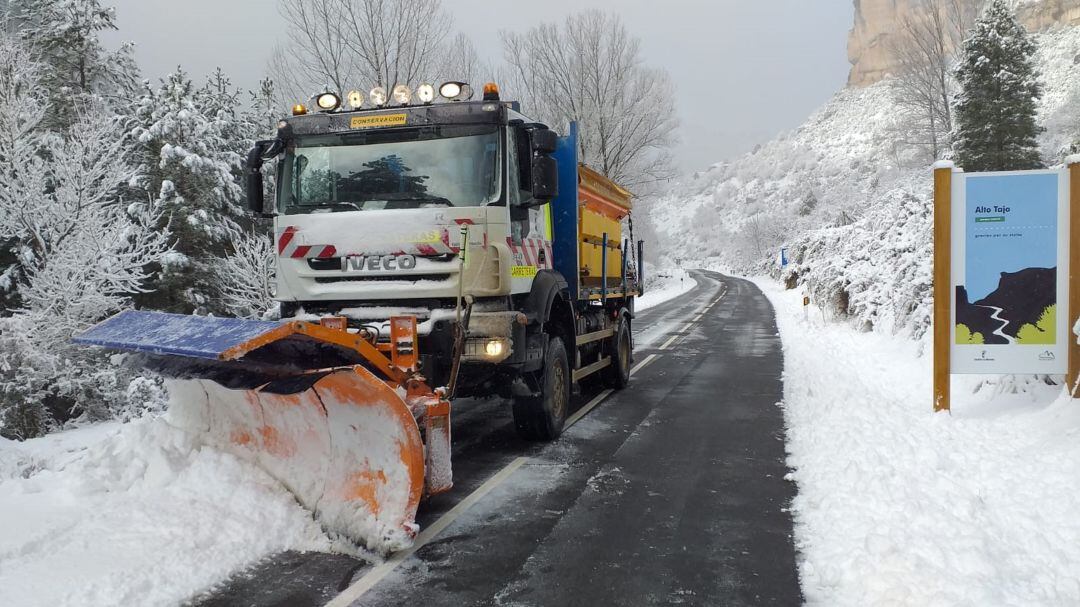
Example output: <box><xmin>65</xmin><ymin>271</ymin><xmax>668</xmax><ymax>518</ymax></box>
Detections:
<box><xmin>13</xmin><ymin>108</ymin><xmax>170</xmax><ymax>339</ymax></box>
<box><xmin>0</xmin><ymin>33</ymin><xmax>47</xmax><ymax>310</ymax></box>
<box><xmin>214</xmin><ymin>228</ymin><xmax>277</xmax><ymax>319</ymax></box>
<box><xmin>0</xmin><ymin>37</ymin><xmax>170</xmax><ymax>437</ymax></box>
<box><xmin>132</xmin><ymin>68</ymin><xmax>249</xmax><ymax>314</ymax></box>
<box><xmin>7</xmin><ymin>0</ymin><xmax>140</xmax><ymax>129</ymax></box>
<box><xmin>247</xmin><ymin>77</ymin><xmax>280</xmax><ymax>139</ymax></box>
<box><xmin>199</xmin><ymin>68</ymin><xmax>252</xmax><ymax>161</ymax></box>
<box><xmin>952</xmin><ymin>0</ymin><xmax>1044</xmax><ymax>171</ymax></box>
<box><xmin>797</xmin><ymin>191</ymin><xmax>819</xmax><ymax>217</ymax></box>
<box><xmin>502</xmin><ymin>10</ymin><xmax>679</xmax><ymax>195</ymax></box>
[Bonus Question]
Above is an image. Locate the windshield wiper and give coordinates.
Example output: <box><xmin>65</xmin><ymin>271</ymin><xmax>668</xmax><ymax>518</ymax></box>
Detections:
<box><xmin>386</xmin><ymin>195</ymin><xmax>453</xmax><ymax>208</ymax></box>
<box><xmin>287</xmin><ymin>202</ymin><xmax>361</xmax><ymax>213</ymax></box>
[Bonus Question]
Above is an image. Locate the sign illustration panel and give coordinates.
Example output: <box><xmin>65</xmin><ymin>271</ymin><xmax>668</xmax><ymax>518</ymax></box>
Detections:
<box><xmin>951</xmin><ymin>170</ymin><xmax>1069</xmax><ymax>374</ymax></box>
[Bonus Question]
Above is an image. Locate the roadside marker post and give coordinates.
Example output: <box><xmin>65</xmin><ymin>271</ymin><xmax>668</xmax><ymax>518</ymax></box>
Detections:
<box><xmin>934</xmin><ymin>160</ymin><xmax>1080</xmax><ymax>412</ymax></box>
<box><xmin>1069</xmin><ymin>160</ymin><xmax>1080</xmax><ymax>393</ymax></box>
<box><xmin>933</xmin><ymin>163</ymin><xmax>953</xmax><ymax>413</ymax></box>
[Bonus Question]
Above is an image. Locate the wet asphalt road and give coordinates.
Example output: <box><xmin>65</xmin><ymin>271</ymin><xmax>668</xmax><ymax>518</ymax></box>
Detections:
<box><xmin>191</xmin><ymin>271</ymin><xmax>801</xmax><ymax>607</ymax></box>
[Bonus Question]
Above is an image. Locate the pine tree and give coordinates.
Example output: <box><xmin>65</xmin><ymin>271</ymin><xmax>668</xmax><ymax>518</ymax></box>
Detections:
<box><xmin>247</xmin><ymin>77</ymin><xmax>280</xmax><ymax>140</ymax></box>
<box><xmin>8</xmin><ymin>0</ymin><xmax>140</xmax><ymax>130</ymax></box>
<box><xmin>131</xmin><ymin>68</ymin><xmax>248</xmax><ymax>314</ymax></box>
<box><xmin>952</xmin><ymin>0</ymin><xmax>1044</xmax><ymax>172</ymax></box>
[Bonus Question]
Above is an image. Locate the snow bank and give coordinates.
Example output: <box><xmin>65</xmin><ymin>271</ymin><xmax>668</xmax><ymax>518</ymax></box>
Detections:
<box><xmin>756</xmin><ymin>277</ymin><xmax>1080</xmax><ymax>606</ymax></box>
<box><xmin>636</xmin><ymin>268</ymin><xmax>696</xmax><ymax>311</ymax></box>
<box><xmin>0</xmin><ymin>415</ymin><xmax>331</xmax><ymax>607</ymax></box>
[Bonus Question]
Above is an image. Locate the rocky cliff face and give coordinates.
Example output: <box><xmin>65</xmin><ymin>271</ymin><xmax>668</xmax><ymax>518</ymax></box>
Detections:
<box><xmin>848</xmin><ymin>0</ymin><xmax>1080</xmax><ymax>86</ymax></box>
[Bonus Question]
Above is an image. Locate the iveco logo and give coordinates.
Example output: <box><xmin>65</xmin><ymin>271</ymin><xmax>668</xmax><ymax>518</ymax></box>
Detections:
<box><xmin>341</xmin><ymin>254</ymin><xmax>417</xmax><ymax>272</ymax></box>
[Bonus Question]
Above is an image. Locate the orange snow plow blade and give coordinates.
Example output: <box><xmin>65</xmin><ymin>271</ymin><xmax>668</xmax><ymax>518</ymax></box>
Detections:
<box><xmin>74</xmin><ymin>311</ymin><xmax>452</xmax><ymax>553</ymax></box>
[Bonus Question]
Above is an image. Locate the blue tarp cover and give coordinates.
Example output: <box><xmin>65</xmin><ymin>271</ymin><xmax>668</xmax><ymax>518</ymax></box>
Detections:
<box><xmin>73</xmin><ymin>310</ymin><xmax>282</xmax><ymax>360</ymax></box>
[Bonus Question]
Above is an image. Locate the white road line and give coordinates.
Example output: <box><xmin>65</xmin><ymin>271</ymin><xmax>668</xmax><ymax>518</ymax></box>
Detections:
<box><xmin>565</xmin><ymin>389</ymin><xmax>614</xmax><ymax>428</ymax></box>
<box><xmin>658</xmin><ymin>332</ymin><xmax>682</xmax><ymax>351</ymax></box>
<box><xmin>326</xmin><ymin>457</ymin><xmax>529</xmax><ymax>606</ymax></box>
<box><xmin>630</xmin><ymin>353</ymin><xmax>659</xmax><ymax>375</ymax></box>
<box><xmin>566</xmin><ymin>352</ymin><xmax>661</xmax><ymax>429</ymax></box>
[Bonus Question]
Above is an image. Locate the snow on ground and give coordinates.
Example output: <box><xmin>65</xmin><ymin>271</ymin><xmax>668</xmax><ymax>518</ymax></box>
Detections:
<box><xmin>0</xmin><ymin>415</ymin><xmax>331</xmax><ymax>607</ymax></box>
<box><xmin>754</xmin><ymin>277</ymin><xmax>1080</xmax><ymax>606</ymax></box>
<box><xmin>636</xmin><ymin>268</ymin><xmax>696</xmax><ymax>311</ymax></box>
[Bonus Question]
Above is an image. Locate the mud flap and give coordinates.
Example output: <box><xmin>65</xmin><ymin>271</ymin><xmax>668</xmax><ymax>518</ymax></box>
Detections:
<box><xmin>167</xmin><ymin>366</ymin><xmax>426</xmax><ymax>553</ymax></box>
<box><xmin>422</xmin><ymin>397</ymin><xmax>453</xmax><ymax>495</ymax></box>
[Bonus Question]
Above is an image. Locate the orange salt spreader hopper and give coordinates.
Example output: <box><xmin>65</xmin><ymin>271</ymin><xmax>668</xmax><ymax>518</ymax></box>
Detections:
<box><xmin>74</xmin><ymin>311</ymin><xmax>452</xmax><ymax>553</ymax></box>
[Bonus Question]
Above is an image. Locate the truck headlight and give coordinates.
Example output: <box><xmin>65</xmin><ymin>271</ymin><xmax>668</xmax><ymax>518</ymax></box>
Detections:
<box><xmin>439</xmin><ymin>81</ymin><xmax>472</xmax><ymax>101</ymax></box>
<box><xmin>315</xmin><ymin>91</ymin><xmax>340</xmax><ymax>111</ymax></box>
<box><xmin>464</xmin><ymin>337</ymin><xmax>511</xmax><ymax>362</ymax></box>
<box><xmin>370</xmin><ymin>86</ymin><xmax>388</xmax><ymax>107</ymax></box>
<box><xmin>346</xmin><ymin>90</ymin><xmax>364</xmax><ymax>109</ymax></box>
<box><xmin>484</xmin><ymin>339</ymin><xmax>504</xmax><ymax>357</ymax></box>
<box><xmin>416</xmin><ymin>83</ymin><xmax>435</xmax><ymax>104</ymax></box>
<box><xmin>392</xmin><ymin>84</ymin><xmax>411</xmax><ymax>105</ymax></box>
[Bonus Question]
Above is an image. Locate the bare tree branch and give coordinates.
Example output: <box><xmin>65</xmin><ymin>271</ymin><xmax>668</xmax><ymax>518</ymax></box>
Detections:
<box><xmin>272</xmin><ymin>0</ymin><xmax>453</xmax><ymax>105</ymax></box>
<box><xmin>501</xmin><ymin>10</ymin><xmax>678</xmax><ymax>195</ymax></box>
<box><xmin>889</xmin><ymin>0</ymin><xmax>978</xmax><ymax>162</ymax></box>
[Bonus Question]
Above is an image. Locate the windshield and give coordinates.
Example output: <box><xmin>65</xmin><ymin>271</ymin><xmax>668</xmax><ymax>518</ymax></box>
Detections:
<box><xmin>278</xmin><ymin>125</ymin><xmax>501</xmax><ymax>214</ymax></box>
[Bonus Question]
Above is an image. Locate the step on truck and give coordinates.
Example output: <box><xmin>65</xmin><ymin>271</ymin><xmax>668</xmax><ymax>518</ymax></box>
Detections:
<box><xmin>74</xmin><ymin>81</ymin><xmax>644</xmax><ymax>551</ymax></box>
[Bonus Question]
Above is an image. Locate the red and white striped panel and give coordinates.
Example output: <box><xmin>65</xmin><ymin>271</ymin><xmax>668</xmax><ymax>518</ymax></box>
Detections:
<box><xmin>507</xmin><ymin>238</ymin><xmax>553</xmax><ymax>269</ymax></box>
<box><xmin>277</xmin><ymin>226</ymin><xmax>337</xmax><ymax>259</ymax></box>
<box><xmin>276</xmin><ymin>226</ymin><xmax>468</xmax><ymax>259</ymax></box>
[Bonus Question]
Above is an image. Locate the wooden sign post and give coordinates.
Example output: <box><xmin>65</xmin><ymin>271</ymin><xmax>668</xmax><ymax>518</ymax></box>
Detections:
<box><xmin>933</xmin><ymin>160</ymin><xmax>1080</xmax><ymax>412</ymax></box>
<box><xmin>1069</xmin><ymin>161</ymin><xmax>1080</xmax><ymax>393</ymax></box>
<box><xmin>933</xmin><ymin>163</ymin><xmax>953</xmax><ymax>413</ymax></box>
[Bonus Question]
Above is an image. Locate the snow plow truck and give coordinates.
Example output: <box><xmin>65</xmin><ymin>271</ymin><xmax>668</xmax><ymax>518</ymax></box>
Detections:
<box><xmin>74</xmin><ymin>81</ymin><xmax>644</xmax><ymax>552</ymax></box>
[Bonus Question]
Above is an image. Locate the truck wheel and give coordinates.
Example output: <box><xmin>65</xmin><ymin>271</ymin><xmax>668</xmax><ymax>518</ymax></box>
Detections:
<box><xmin>513</xmin><ymin>336</ymin><xmax>570</xmax><ymax>441</ymax></box>
<box><xmin>602</xmin><ymin>317</ymin><xmax>631</xmax><ymax>390</ymax></box>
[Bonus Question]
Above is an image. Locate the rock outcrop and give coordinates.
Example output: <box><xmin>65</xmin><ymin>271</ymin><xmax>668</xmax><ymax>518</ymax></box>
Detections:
<box><xmin>848</xmin><ymin>0</ymin><xmax>1080</xmax><ymax>87</ymax></box>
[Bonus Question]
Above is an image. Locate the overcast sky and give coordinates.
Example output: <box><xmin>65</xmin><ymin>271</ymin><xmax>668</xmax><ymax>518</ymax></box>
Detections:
<box><xmin>102</xmin><ymin>0</ymin><xmax>853</xmax><ymax>174</ymax></box>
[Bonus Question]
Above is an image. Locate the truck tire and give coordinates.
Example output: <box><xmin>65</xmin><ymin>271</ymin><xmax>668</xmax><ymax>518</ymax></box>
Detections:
<box><xmin>513</xmin><ymin>336</ymin><xmax>570</xmax><ymax>441</ymax></box>
<box><xmin>602</xmin><ymin>317</ymin><xmax>631</xmax><ymax>390</ymax></box>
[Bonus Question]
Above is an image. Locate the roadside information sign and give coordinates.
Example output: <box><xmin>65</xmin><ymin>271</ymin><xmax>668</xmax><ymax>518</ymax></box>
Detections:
<box><xmin>933</xmin><ymin>162</ymin><xmax>1080</xmax><ymax>412</ymax></box>
<box><xmin>950</xmin><ymin>170</ymin><xmax>1069</xmax><ymax>374</ymax></box>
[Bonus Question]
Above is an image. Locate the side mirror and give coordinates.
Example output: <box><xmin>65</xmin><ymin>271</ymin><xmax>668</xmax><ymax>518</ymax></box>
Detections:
<box><xmin>531</xmin><ymin>156</ymin><xmax>558</xmax><ymax>200</ymax></box>
<box><xmin>245</xmin><ymin>170</ymin><xmax>264</xmax><ymax>214</ymax></box>
<box><xmin>530</xmin><ymin>129</ymin><xmax>557</xmax><ymax>154</ymax></box>
<box><xmin>245</xmin><ymin>140</ymin><xmax>282</xmax><ymax>217</ymax></box>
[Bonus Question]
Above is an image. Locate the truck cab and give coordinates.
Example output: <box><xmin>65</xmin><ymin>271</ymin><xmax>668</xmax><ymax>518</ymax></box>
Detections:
<box><xmin>246</xmin><ymin>82</ymin><xmax>642</xmax><ymax>440</ymax></box>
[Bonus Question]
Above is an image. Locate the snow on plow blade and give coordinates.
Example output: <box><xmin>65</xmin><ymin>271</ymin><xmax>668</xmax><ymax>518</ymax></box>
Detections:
<box><xmin>74</xmin><ymin>310</ymin><xmax>450</xmax><ymax>552</ymax></box>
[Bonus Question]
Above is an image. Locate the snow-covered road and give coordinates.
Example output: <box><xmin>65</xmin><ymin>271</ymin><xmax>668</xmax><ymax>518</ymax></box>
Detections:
<box><xmin>0</xmin><ymin>267</ymin><xmax>701</xmax><ymax>607</ymax></box>
<box><xmin>196</xmin><ymin>271</ymin><xmax>801</xmax><ymax>606</ymax></box>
